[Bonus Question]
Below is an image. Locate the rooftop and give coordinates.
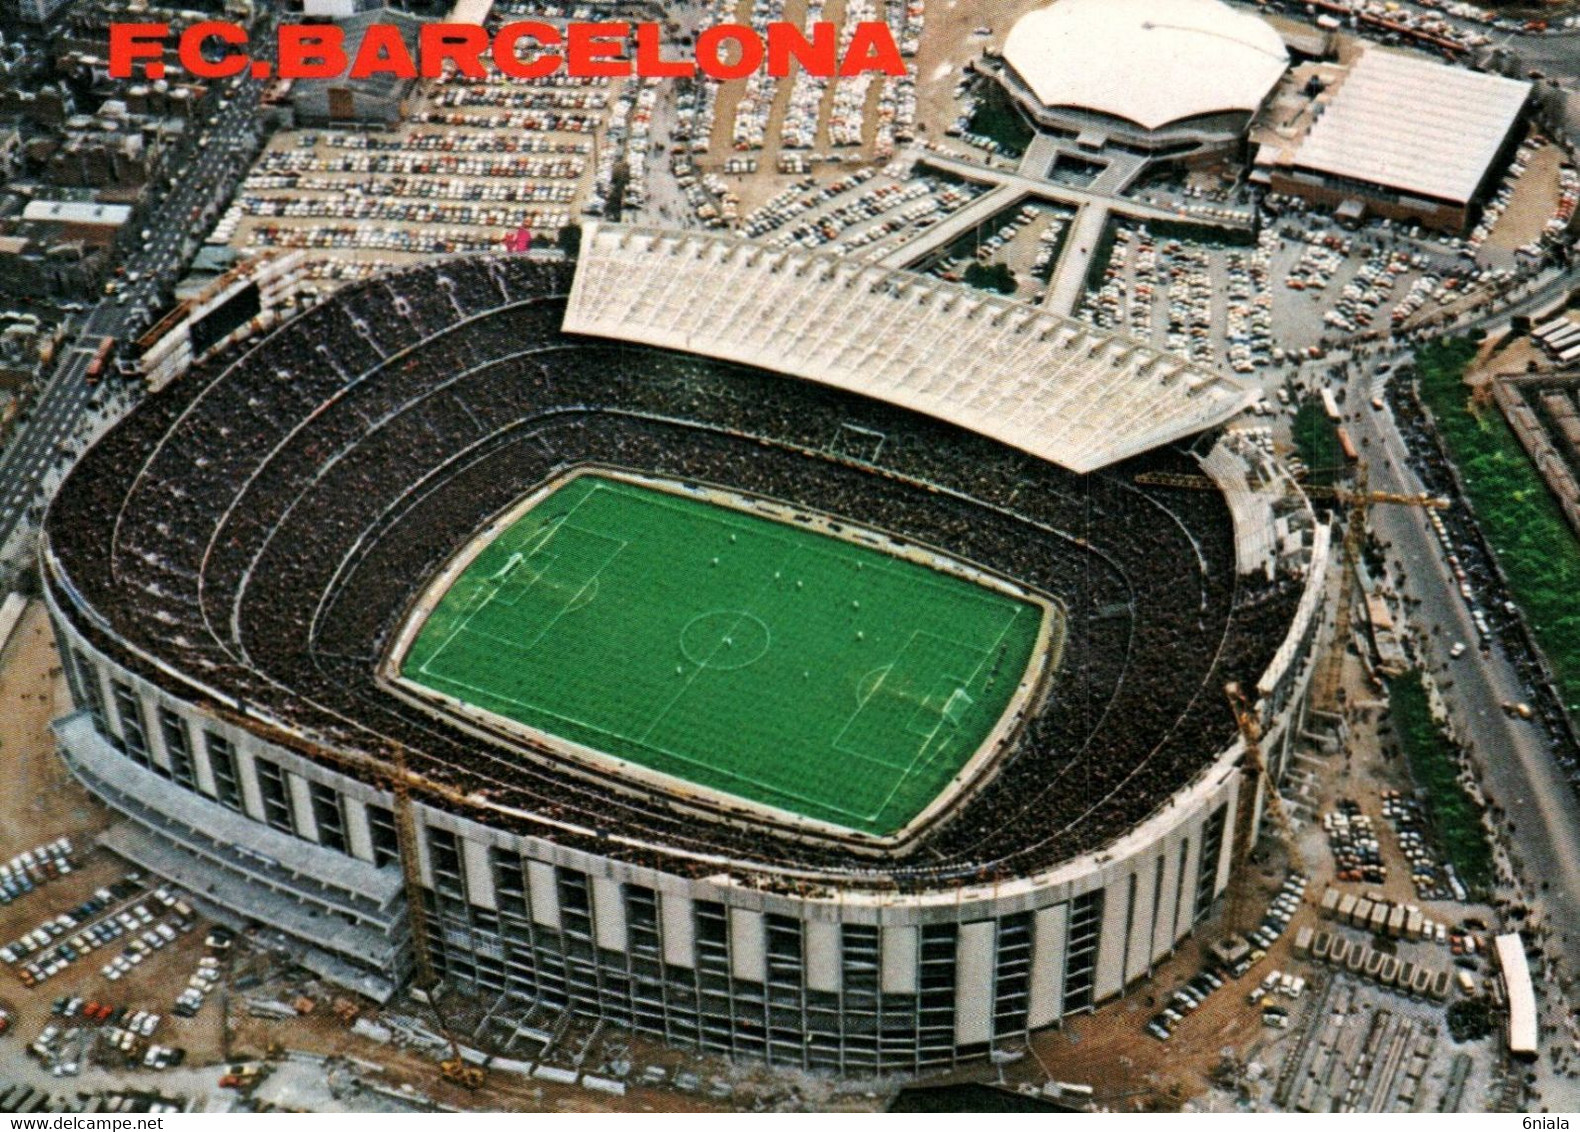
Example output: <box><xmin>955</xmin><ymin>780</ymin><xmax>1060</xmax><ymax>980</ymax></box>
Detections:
<box><xmin>1287</xmin><ymin>47</ymin><xmax>1531</xmax><ymax>205</ymax></box>
<box><xmin>564</xmin><ymin>223</ymin><xmax>1257</xmax><ymax>475</ymax></box>
<box><xmin>1002</xmin><ymin>0</ymin><xmax>1288</xmax><ymax>131</ymax></box>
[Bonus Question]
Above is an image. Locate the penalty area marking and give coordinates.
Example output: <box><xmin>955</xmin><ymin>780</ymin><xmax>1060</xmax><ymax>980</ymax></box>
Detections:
<box><xmin>419</xmin><ymin>497</ymin><xmax>624</xmax><ymax>677</ymax></box>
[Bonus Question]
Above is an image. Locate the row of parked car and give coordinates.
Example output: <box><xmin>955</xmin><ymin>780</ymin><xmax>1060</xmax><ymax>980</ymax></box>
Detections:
<box><xmin>1468</xmin><ymin>137</ymin><xmax>1568</xmax><ymax>257</ymax></box>
<box><xmin>1080</xmin><ymin>223</ymin><xmax>1152</xmax><ymax>339</ymax></box>
<box><xmin>1149</xmin><ymin>872</ymin><xmax>1309</xmax><ymax>1041</ymax></box>
<box><xmin>0</xmin><ymin>839</ymin><xmax>74</xmax><ymax>906</ymax></box>
<box><xmin>1162</xmin><ymin>241</ymin><xmax>1218</xmax><ymax>366</ymax></box>
<box><xmin>1379</xmin><ymin>789</ymin><xmax>1458</xmax><ymax>901</ymax></box>
<box><xmin>743</xmin><ymin>169</ymin><xmax>878</xmax><ymax>239</ymax></box>
<box><xmin>1146</xmin><ymin>967</ymin><xmax>1227</xmax><ymax>1041</ymax></box>
<box><xmin>1</xmin><ymin>876</ymin><xmax>144</xmax><ymax>969</ymax></box>
<box><xmin>100</xmin><ymin>920</ymin><xmax>189</xmax><ymax>983</ymax></box>
<box><xmin>49</xmin><ymin>998</ymin><xmax>161</xmax><ymax>1038</ymax></box>
<box><xmin>307</xmin><ymin>129</ymin><xmax>592</xmax><ymax>156</ymax></box>
<box><xmin>1323</xmin><ymin>249</ymin><xmax>1410</xmax><ymax>334</ymax></box>
<box><xmin>256</xmin><ymin>148</ymin><xmax>586</xmax><ymax>182</ymax></box>
<box><xmin>1324</xmin><ymin>801</ymin><xmax>1388</xmax><ymax>885</ymax></box>
<box><xmin>173</xmin><ymin>955</ymin><xmax>224</xmax><ymax>1018</ymax></box>
<box><xmin>240</xmin><ymin>224</ymin><xmax>520</xmax><ymax>256</ymax></box>
<box><xmin>1250</xmin><ymin>873</ymin><xmax>1309</xmax><ymax>955</ymax></box>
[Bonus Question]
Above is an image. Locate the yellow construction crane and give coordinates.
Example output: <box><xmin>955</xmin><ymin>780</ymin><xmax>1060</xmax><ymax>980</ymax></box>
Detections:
<box><xmin>1135</xmin><ymin>466</ymin><xmax>1448</xmax><ymax>711</ymax></box>
<box><xmin>211</xmin><ymin>710</ymin><xmax>486</xmax><ymax>1090</ymax></box>
<box><xmin>387</xmin><ymin>746</ymin><xmax>486</xmax><ymax>1091</ymax></box>
<box><xmin>1223</xmin><ymin>681</ymin><xmax>1304</xmax><ymax>932</ymax></box>
<box><xmin>1131</xmin><ymin>469</ymin><xmax>1448</xmax><ymax>511</ymax></box>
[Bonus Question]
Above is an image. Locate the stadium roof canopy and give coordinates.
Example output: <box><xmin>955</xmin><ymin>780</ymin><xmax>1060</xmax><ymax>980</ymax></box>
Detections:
<box><xmin>1001</xmin><ymin>0</ymin><xmax>1288</xmax><ymax>131</ymax></box>
<box><xmin>564</xmin><ymin>224</ymin><xmax>1257</xmax><ymax>475</ymax></box>
<box><xmin>1290</xmin><ymin>48</ymin><xmax>1531</xmax><ymax>205</ymax></box>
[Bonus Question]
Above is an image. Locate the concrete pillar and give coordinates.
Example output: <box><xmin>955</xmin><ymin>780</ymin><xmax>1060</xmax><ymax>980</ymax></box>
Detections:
<box><xmin>730</xmin><ymin>908</ymin><xmax>766</xmax><ymax>983</ymax></box>
<box><xmin>1216</xmin><ymin>780</ymin><xmax>1242</xmax><ymax>898</ymax></box>
<box><xmin>1176</xmin><ymin>830</ymin><xmax>1202</xmax><ymax>933</ymax></box>
<box><xmin>804</xmin><ymin>920</ymin><xmax>841</xmax><ymax>993</ymax></box>
<box><xmin>1125</xmin><ymin>856</ymin><xmax>1160</xmax><ymax>982</ymax></box>
<box><xmin>462</xmin><ymin>837</ymin><xmax>496</xmax><ymax>910</ymax></box>
<box><xmin>1152</xmin><ymin>834</ymin><xmax>1185</xmax><ymax>963</ymax></box>
<box><xmin>287</xmin><ymin>773</ymin><xmax>319</xmax><ymax>844</ymax></box>
<box><xmin>592</xmin><ymin>876</ymin><xmax>626</xmax><ymax>952</ymax></box>
<box><xmin>527</xmin><ymin>861</ymin><xmax>559</xmax><ymax>929</ymax></box>
<box><xmin>953</xmin><ymin>920</ymin><xmax>996</xmax><ymax>1046</ymax></box>
<box><xmin>660</xmin><ymin>891</ymin><xmax>694</xmax><ymax>968</ymax></box>
<box><xmin>411</xmin><ymin>817</ymin><xmax>433</xmax><ymax>890</ymax></box>
<box><xmin>1094</xmin><ymin>878</ymin><xmax>1130</xmax><ymax>1001</ymax></box>
<box><xmin>881</xmin><ymin>925</ymin><xmax>918</xmax><ymax>994</ymax></box>
<box><xmin>1027</xmin><ymin>903</ymin><xmax>1068</xmax><ymax>1028</ymax></box>
<box><xmin>344</xmin><ymin>797</ymin><xmax>375</xmax><ymax>864</ymax></box>
<box><xmin>190</xmin><ymin>722</ymin><xmax>218</xmax><ymax>798</ymax></box>
<box><xmin>143</xmin><ymin>693</ymin><xmax>172</xmax><ymax>775</ymax></box>
<box><xmin>101</xmin><ymin>674</ymin><xmax>126</xmax><ymax>739</ymax></box>
<box><xmin>235</xmin><ymin>748</ymin><xmax>265</xmax><ymax>824</ymax></box>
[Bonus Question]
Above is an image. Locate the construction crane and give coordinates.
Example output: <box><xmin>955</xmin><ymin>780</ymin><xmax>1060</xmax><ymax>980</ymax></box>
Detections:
<box><xmin>210</xmin><ymin>708</ymin><xmax>486</xmax><ymax>1090</ymax></box>
<box><xmin>1131</xmin><ymin>469</ymin><xmax>1448</xmax><ymax>511</ymax></box>
<box><xmin>388</xmin><ymin>745</ymin><xmax>486</xmax><ymax>1091</ymax></box>
<box><xmin>1223</xmin><ymin>681</ymin><xmax>1304</xmax><ymax>932</ymax></box>
<box><xmin>1135</xmin><ymin>466</ymin><xmax>1448</xmax><ymax>711</ymax></box>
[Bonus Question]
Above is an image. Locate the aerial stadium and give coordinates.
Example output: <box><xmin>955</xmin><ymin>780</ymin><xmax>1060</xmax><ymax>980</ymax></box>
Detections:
<box><xmin>40</xmin><ymin>223</ymin><xmax>1331</xmax><ymax>1073</ymax></box>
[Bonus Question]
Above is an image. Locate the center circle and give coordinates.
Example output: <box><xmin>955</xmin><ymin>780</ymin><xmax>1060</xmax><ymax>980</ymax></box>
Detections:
<box><xmin>679</xmin><ymin>610</ymin><xmax>771</xmax><ymax>671</ymax></box>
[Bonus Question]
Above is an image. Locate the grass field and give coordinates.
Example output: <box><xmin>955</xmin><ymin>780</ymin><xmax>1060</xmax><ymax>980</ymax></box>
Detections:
<box><xmin>1417</xmin><ymin>337</ymin><xmax>1580</xmax><ymax>714</ymax></box>
<box><xmin>1292</xmin><ymin>395</ymin><xmax>1344</xmax><ymax>488</ymax></box>
<box><xmin>1388</xmin><ymin>671</ymin><xmax>1494</xmax><ymax>897</ymax></box>
<box><xmin>401</xmin><ymin>474</ymin><xmax>1049</xmax><ymax>836</ymax></box>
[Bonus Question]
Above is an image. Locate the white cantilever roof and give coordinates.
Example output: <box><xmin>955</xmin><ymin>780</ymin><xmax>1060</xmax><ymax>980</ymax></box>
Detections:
<box><xmin>1002</xmin><ymin>0</ymin><xmax>1288</xmax><ymax>132</ymax></box>
<box><xmin>563</xmin><ymin>224</ymin><xmax>1256</xmax><ymax>475</ymax></box>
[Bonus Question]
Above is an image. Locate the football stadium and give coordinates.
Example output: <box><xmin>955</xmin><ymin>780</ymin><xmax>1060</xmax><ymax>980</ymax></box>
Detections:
<box><xmin>41</xmin><ymin>224</ymin><xmax>1331</xmax><ymax>1072</ymax></box>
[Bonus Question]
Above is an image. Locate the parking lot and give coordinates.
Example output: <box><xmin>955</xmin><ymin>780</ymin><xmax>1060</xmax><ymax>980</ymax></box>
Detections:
<box><xmin>218</xmin><ymin>58</ymin><xmax>622</xmax><ymax>267</ymax></box>
<box><xmin>1069</xmin><ymin>206</ymin><xmax>1531</xmax><ymax>381</ymax></box>
<box><xmin>735</xmin><ymin>161</ymin><xmax>986</xmax><ymax>260</ymax></box>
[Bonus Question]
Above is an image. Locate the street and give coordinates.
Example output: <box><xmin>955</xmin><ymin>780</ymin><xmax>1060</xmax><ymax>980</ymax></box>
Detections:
<box><xmin>0</xmin><ymin>73</ymin><xmax>268</xmax><ymax>574</ymax></box>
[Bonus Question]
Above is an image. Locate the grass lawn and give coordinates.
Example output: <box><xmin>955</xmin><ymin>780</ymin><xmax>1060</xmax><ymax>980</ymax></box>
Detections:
<box><xmin>1417</xmin><ymin>337</ymin><xmax>1580</xmax><ymax>714</ymax></box>
<box><xmin>401</xmin><ymin>473</ymin><xmax>1049</xmax><ymax>835</ymax></box>
<box><xmin>1388</xmin><ymin>671</ymin><xmax>1495</xmax><ymax>897</ymax></box>
<box><xmin>1291</xmin><ymin>395</ymin><xmax>1343</xmax><ymax>487</ymax></box>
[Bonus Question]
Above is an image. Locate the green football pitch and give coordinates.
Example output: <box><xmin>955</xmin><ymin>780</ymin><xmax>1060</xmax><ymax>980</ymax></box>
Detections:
<box><xmin>400</xmin><ymin>473</ymin><xmax>1049</xmax><ymax>836</ymax></box>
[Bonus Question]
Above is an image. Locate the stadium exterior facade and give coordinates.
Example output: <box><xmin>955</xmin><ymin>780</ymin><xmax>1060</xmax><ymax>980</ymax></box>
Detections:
<box><xmin>42</xmin><ymin>234</ymin><xmax>1330</xmax><ymax>1074</ymax></box>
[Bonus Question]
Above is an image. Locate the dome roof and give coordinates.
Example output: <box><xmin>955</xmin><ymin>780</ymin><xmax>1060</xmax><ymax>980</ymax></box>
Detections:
<box><xmin>1002</xmin><ymin>0</ymin><xmax>1288</xmax><ymax>132</ymax></box>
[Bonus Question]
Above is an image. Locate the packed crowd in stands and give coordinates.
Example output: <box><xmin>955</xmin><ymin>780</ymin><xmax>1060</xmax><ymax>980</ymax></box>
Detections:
<box><xmin>46</xmin><ymin>255</ymin><xmax>1303</xmax><ymax>893</ymax></box>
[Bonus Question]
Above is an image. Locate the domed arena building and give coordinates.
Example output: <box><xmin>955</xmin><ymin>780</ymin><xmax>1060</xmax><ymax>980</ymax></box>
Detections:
<box><xmin>998</xmin><ymin>0</ymin><xmax>1289</xmax><ymax>160</ymax></box>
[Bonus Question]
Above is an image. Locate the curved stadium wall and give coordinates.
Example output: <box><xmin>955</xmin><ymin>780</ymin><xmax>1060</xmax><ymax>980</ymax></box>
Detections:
<box><xmin>41</xmin><ymin>250</ymin><xmax>1326</xmax><ymax>1073</ymax></box>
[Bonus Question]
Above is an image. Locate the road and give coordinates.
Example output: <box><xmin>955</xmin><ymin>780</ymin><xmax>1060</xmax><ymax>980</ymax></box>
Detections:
<box><xmin>1353</xmin><ymin>390</ymin><xmax>1580</xmax><ymax>942</ymax></box>
<box><xmin>0</xmin><ymin>74</ymin><xmax>268</xmax><ymax>567</ymax></box>
<box><xmin>1346</xmin><ymin>375</ymin><xmax>1580</xmax><ymax>1107</ymax></box>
